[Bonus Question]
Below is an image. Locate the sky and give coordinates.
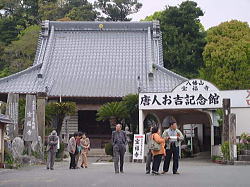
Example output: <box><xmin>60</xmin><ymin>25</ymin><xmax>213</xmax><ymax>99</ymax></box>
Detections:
<box><xmin>89</xmin><ymin>0</ymin><xmax>250</xmax><ymax>30</ymax></box>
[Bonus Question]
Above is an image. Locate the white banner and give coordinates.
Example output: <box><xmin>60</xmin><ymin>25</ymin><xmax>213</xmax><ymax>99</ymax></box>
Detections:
<box><xmin>139</xmin><ymin>79</ymin><xmax>250</xmax><ymax>110</ymax></box>
<box><xmin>132</xmin><ymin>134</ymin><xmax>145</xmax><ymax>160</ymax></box>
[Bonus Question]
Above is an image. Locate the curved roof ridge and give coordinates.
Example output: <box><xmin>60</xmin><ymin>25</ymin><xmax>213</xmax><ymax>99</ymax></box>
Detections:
<box><xmin>153</xmin><ymin>63</ymin><xmax>188</xmax><ymax>81</ymax></box>
<box><xmin>0</xmin><ymin>63</ymin><xmax>42</xmax><ymax>83</ymax></box>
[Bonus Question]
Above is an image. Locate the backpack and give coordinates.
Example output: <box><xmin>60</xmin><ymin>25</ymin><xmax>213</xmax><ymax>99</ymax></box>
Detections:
<box><xmin>149</xmin><ymin>134</ymin><xmax>161</xmax><ymax>151</ymax></box>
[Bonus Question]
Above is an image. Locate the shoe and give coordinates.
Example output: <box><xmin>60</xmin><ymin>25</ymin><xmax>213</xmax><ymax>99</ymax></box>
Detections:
<box><xmin>152</xmin><ymin>171</ymin><xmax>160</xmax><ymax>175</ymax></box>
<box><xmin>120</xmin><ymin>171</ymin><xmax>124</xmax><ymax>173</ymax></box>
<box><xmin>50</xmin><ymin>168</ymin><xmax>54</xmax><ymax>170</ymax></box>
<box><xmin>115</xmin><ymin>171</ymin><xmax>119</xmax><ymax>174</ymax></box>
<box><xmin>46</xmin><ymin>167</ymin><xmax>49</xmax><ymax>170</ymax></box>
<box><xmin>85</xmin><ymin>166</ymin><xmax>88</xmax><ymax>168</ymax></box>
<box><xmin>81</xmin><ymin>165</ymin><xmax>84</xmax><ymax>168</ymax></box>
<box><xmin>173</xmin><ymin>172</ymin><xmax>180</xmax><ymax>174</ymax></box>
<box><xmin>161</xmin><ymin>171</ymin><xmax>167</xmax><ymax>174</ymax></box>
<box><xmin>146</xmin><ymin>171</ymin><xmax>150</xmax><ymax>174</ymax></box>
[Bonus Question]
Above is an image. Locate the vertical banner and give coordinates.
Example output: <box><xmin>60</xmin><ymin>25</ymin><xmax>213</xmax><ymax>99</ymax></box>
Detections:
<box><xmin>6</xmin><ymin>93</ymin><xmax>19</xmax><ymax>139</ymax></box>
<box><xmin>23</xmin><ymin>95</ymin><xmax>38</xmax><ymax>142</ymax></box>
<box><xmin>132</xmin><ymin>134</ymin><xmax>145</xmax><ymax>160</ymax></box>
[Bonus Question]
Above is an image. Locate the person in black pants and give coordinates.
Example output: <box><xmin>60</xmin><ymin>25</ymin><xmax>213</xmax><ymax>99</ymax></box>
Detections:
<box><xmin>151</xmin><ymin>126</ymin><xmax>166</xmax><ymax>175</ymax></box>
<box><xmin>68</xmin><ymin>132</ymin><xmax>79</xmax><ymax>169</ymax></box>
<box><xmin>162</xmin><ymin>121</ymin><xmax>184</xmax><ymax>174</ymax></box>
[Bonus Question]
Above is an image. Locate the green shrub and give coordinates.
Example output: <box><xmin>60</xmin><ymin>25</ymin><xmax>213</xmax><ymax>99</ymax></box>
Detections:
<box><xmin>221</xmin><ymin>141</ymin><xmax>230</xmax><ymax>160</ymax></box>
<box><xmin>56</xmin><ymin>143</ymin><xmax>65</xmax><ymax>159</ymax></box>
<box><xmin>105</xmin><ymin>143</ymin><xmax>113</xmax><ymax>156</ymax></box>
<box><xmin>4</xmin><ymin>149</ymin><xmax>14</xmax><ymax>165</ymax></box>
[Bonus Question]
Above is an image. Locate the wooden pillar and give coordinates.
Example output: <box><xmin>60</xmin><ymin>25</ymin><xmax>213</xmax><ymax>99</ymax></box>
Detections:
<box><xmin>0</xmin><ymin>124</ymin><xmax>4</xmax><ymax>165</ymax></box>
<box><xmin>37</xmin><ymin>92</ymin><xmax>46</xmax><ymax>153</ymax></box>
<box><xmin>222</xmin><ymin>99</ymin><xmax>231</xmax><ymax>143</ymax></box>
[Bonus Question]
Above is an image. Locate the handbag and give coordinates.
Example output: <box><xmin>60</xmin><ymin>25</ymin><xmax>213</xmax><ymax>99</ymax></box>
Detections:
<box><xmin>149</xmin><ymin>134</ymin><xmax>161</xmax><ymax>151</ymax></box>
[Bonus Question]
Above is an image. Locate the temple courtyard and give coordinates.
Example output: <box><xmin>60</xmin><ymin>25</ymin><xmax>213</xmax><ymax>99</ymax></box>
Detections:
<box><xmin>0</xmin><ymin>157</ymin><xmax>249</xmax><ymax>187</ymax></box>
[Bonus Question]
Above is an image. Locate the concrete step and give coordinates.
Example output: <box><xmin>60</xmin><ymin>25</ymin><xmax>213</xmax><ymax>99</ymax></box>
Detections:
<box><xmin>238</xmin><ymin>155</ymin><xmax>250</xmax><ymax>161</ymax></box>
<box><xmin>241</xmin><ymin>150</ymin><xmax>250</xmax><ymax>155</ymax></box>
<box><xmin>234</xmin><ymin>161</ymin><xmax>250</xmax><ymax>165</ymax></box>
<box><xmin>88</xmin><ymin>149</ymin><xmax>106</xmax><ymax>157</ymax></box>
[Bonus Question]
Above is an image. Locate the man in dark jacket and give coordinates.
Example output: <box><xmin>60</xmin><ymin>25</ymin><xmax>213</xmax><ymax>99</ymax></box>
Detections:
<box><xmin>46</xmin><ymin>130</ymin><xmax>59</xmax><ymax>170</ymax></box>
<box><xmin>112</xmin><ymin>124</ymin><xmax>127</xmax><ymax>174</ymax></box>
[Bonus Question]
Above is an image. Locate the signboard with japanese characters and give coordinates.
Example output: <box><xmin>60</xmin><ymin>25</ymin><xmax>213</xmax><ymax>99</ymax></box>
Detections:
<box><xmin>139</xmin><ymin>79</ymin><xmax>250</xmax><ymax>110</ymax></box>
<box><xmin>6</xmin><ymin>93</ymin><xmax>19</xmax><ymax>139</ymax></box>
<box><xmin>23</xmin><ymin>95</ymin><xmax>38</xmax><ymax>142</ymax></box>
<box><xmin>132</xmin><ymin>134</ymin><xmax>145</xmax><ymax>160</ymax></box>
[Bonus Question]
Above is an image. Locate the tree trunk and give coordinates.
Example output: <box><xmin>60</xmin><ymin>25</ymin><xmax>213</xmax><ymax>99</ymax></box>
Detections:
<box><xmin>56</xmin><ymin>114</ymin><xmax>65</xmax><ymax>136</ymax></box>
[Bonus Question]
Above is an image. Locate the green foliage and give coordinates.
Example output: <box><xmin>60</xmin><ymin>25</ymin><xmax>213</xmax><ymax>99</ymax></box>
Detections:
<box><xmin>104</xmin><ymin>142</ymin><xmax>113</xmax><ymax>156</ymax></box>
<box><xmin>212</xmin><ymin>155</ymin><xmax>223</xmax><ymax>161</ymax></box>
<box><xmin>46</xmin><ymin>102</ymin><xmax>77</xmax><ymax>135</ymax></box>
<box><xmin>4</xmin><ymin>148</ymin><xmax>14</xmax><ymax>165</ymax></box>
<box><xmin>0</xmin><ymin>25</ymin><xmax>40</xmax><ymax>78</ymax></box>
<box><xmin>200</xmin><ymin>20</ymin><xmax>250</xmax><ymax>90</ymax></box>
<box><xmin>215</xmin><ymin>109</ymin><xmax>223</xmax><ymax>126</ymax></box>
<box><xmin>96</xmin><ymin>101</ymin><xmax>128</xmax><ymax>122</ymax></box>
<box><xmin>66</xmin><ymin>4</ymin><xmax>98</xmax><ymax>21</ymax></box>
<box><xmin>94</xmin><ymin>0</ymin><xmax>142</xmax><ymax>21</ymax></box>
<box><xmin>18</xmin><ymin>98</ymin><xmax>25</xmax><ymax>125</ymax></box>
<box><xmin>56</xmin><ymin>143</ymin><xmax>65</xmax><ymax>159</ymax></box>
<box><xmin>122</xmin><ymin>94</ymin><xmax>138</xmax><ymax>133</ymax></box>
<box><xmin>144</xmin><ymin>1</ymin><xmax>206</xmax><ymax>78</ymax></box>
<box><xmin>221</xmin><ymin>141</ymin><xmax>230</xmax><ymax>161</ymax></box>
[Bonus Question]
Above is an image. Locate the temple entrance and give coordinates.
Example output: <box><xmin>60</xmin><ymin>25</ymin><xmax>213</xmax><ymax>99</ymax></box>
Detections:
<box><xmin>78</xmin><ymin>110</ymin><xmax>111</xmax><ymax>148</ymax></box>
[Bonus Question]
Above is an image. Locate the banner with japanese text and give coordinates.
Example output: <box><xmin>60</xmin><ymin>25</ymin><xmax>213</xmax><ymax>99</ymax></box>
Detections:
<box><xmin>132</xmin><ymin>134</ymin><xmax>145</xmax><ymax>160</ymax></box>
<box><xmin>139</xmin><ymin>79</ymin><xmax>250</xmax><ymax>110</ymax></box>
<box><xmin>23</xmin><ymin>95</ymin><xmax>38</xmax><ymax>142</ymax></box>
<box><xmin>6</xmin><ymin>93</ymin><xmax>19</xmax><ymax>139</ymax></box>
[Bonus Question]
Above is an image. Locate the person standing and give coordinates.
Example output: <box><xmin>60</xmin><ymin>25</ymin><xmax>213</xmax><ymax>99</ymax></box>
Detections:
<box><xmin>112</xmin><ymin>124</ymin><xmax>127</xmax><ymax>174</ymax></box>
<box><xmin>151</xmin><ymin>126</ymin><xmax>166</xmax><ymax>175</ymax></box>
<box><xmin>162</xmin><ymin>121</ymin><xmax>184</xmax><ymax>174</ymax></box>
<box><xmin>75</xmin><ymin>132</ymin><xmax>82</xmax><ymax>169</ymax></box>
<box><xmin>68</xmin><ymin>132</ymin><xmax>78</xmax><ymax>169</ymax></box>
<box><xmin>46</xmin><ymin>130</ymin><xmax>59</xmax><ymax>170</ymax></box>
<box><xmin>145</xmin><ymin>126</ymin><xmax>153</xmax><ymax>174</ymax></box>
<box><xmin>80</xmin><ymin>132</ymin><xmax>90</xmax><ymax>168</ymax></box>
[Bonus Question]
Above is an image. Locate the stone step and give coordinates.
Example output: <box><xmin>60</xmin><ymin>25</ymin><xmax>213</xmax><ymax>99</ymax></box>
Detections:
<box><xmin>234</xmin><ymin>161</ymin><xmax>250</xmax><ymax>165</ymax></box>
<box><xmin>238</xmin><ymin>155</ymin><xmax>250</xmax><ymax>161</ymax></box>
<box><xmin>88</xmin><ymin>149</ymin><xmax>106</xmax><ymax>157</ymax></box>
<box><xmin>241</xmin><ymin>150</ymin><xmax>250</xmax><ymax>155</ymax></box>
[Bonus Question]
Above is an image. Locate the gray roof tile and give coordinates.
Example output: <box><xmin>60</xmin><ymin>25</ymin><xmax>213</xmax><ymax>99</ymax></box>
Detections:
<box><xmin>0</xmin><ymin>21</ymin><xmax>187</xmax><ymax>97</ymax></box>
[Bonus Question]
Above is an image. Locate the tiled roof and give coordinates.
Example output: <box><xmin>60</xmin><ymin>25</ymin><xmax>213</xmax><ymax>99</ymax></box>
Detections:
<box><xmin>0</xmin><ymin>21</ymin><xmax>187</xmax><ymax>97</ymax></box>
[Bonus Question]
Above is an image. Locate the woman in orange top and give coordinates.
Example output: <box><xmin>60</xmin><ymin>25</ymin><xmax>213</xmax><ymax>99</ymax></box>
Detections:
<box><xmin>151</xmin><ymin>126</ymin><xmax>166</xmax><ymax>175</ymax></box>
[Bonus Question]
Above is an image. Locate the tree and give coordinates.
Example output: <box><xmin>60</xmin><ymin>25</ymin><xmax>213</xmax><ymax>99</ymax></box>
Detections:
<box><xmin>66</xmin><ymin>3</ymin><xmax>98</xmax><ymax>21</ymax></box>
<box><xmin>144</xmin><ymin>1</ymin><xmax>206</xmax><ymax>78</ymax></box>
<box><xmin>0</xmin><ymin>25</ymin><xmax>40</xmax><ymax>77</ymax></box>
<box><xmin>122</xmin><ymin>94</ymin><xmax>138</xmax><ymax>133</ymax></box>
<box><xmin>96</xmin><ymin>102</ymin><xmax>128</xmax><ymax>128</ymax></box>
<box><xmin>200</xmin><ymin>20</ymin><xmax>250</xmax><ymax>90</ymax></box>
<box><xmin>94</xmin><ymin>0</ymin><xmax>142</xmax><ymax>21</ymax></box>
<box><xmin>46</xmin><ymin>102</ymin><xmax>77</xmax><ymax>135</ymax></box>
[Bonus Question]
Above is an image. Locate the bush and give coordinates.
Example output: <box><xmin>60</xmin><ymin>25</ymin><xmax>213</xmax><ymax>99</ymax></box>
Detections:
<box><xmin>56</xmin><ymin>143</ymin><xmax>65</xmax><ymax>159</ymax></box>
<box><xmin>221</xmin><ymin>141</ymin><xmax>230</xmax><ymax>160</ymax></box>
<box><xmin>4</xmin><ymin>149</ymin><xmax>14</xmax><ymax>165</ymax></box>
<box><xmin>105</xmin><ymin>143</ymin><xmax>113</xmax><ymax>156</ymax></box>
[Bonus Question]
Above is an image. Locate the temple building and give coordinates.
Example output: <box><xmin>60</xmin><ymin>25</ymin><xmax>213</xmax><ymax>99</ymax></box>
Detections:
<box><xmin>0</xmin><ymin>21</ymin><xmax>187</xmax><ymax>148</ymax></box>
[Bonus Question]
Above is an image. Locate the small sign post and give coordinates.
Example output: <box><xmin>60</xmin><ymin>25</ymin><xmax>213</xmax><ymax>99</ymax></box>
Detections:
<box><xmin>132</xmin><ymin>134</ymin><xmax>145</xmax><ymax>161</ymax></box>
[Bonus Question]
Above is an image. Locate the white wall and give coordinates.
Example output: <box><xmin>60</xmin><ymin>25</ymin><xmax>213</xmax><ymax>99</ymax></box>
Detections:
<box><xmin>231</xmin><ymin>108</ymin><xmax>250</xmax><ymax>136</ymax></box>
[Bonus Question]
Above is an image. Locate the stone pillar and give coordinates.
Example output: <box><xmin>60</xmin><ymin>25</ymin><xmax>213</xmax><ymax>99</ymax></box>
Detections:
<box><xmin>229</xmin><ymin>113</ymin><xmax>237</xmax><ymax>163</ymax></box>
<box><xmin>222</xmin><ymin>99</ymin><xmax>231</xmax><ymax>143</ymax></box>
<box><xmin>37</xmin><ymin>92</ymin><xmax>46</xmax><ymax>153</ymax></box>
<box><xmin>139</xmin><ymin>109</ymin><xmax>145</xmax><ymax>134</ymax></box>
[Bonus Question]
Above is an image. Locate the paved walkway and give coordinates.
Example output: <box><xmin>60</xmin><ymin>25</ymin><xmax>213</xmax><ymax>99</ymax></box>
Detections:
<box><xmin>0</xmin><ymin>158</ymin><xmax>249</xmax><ymax>187</ymax></box>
